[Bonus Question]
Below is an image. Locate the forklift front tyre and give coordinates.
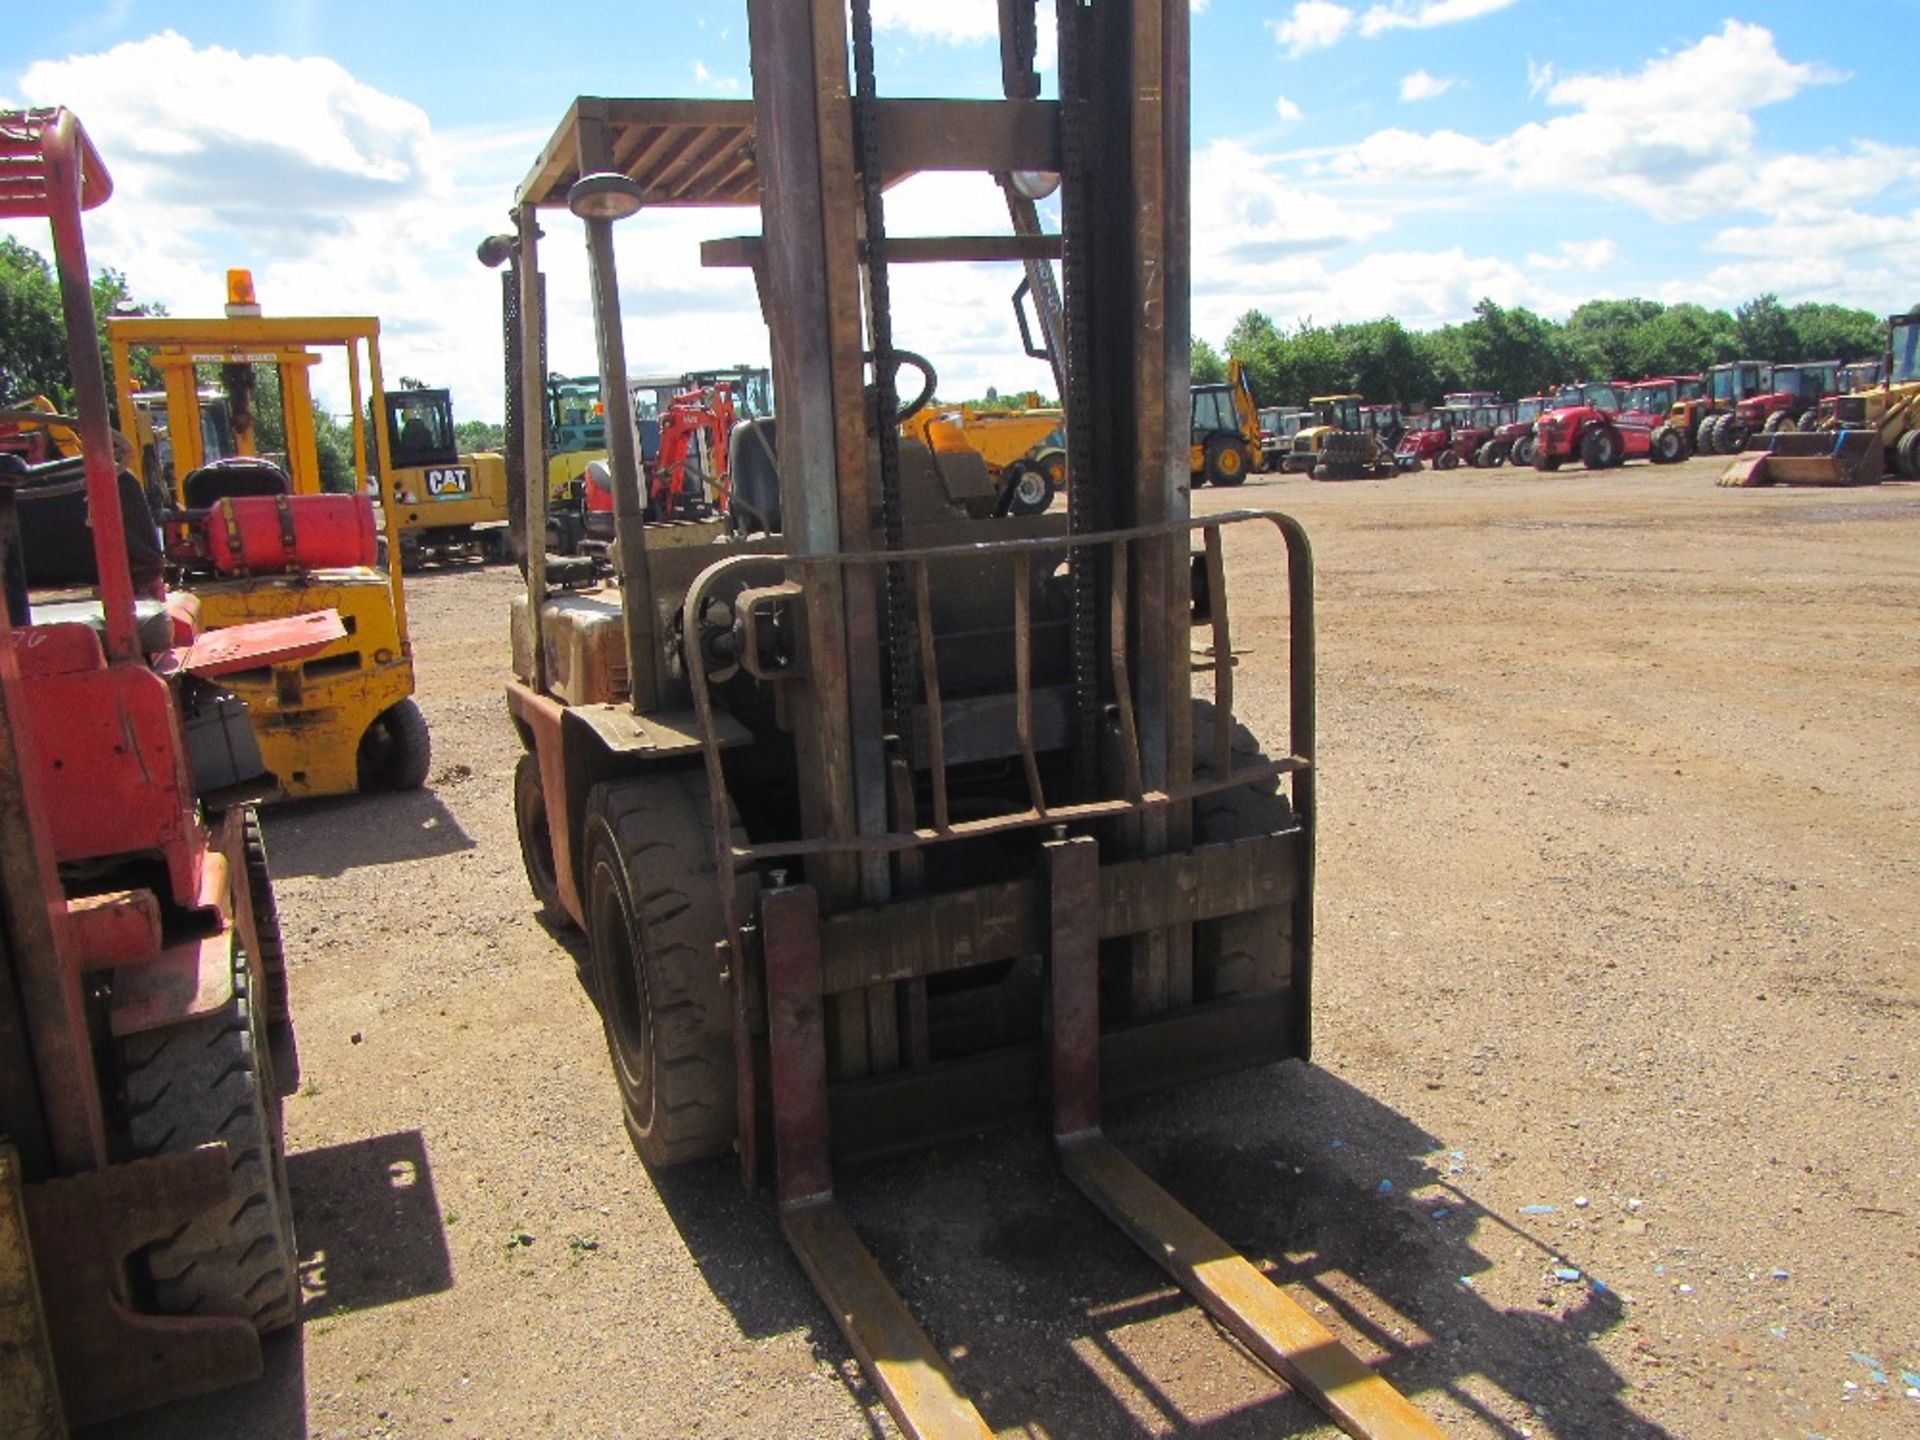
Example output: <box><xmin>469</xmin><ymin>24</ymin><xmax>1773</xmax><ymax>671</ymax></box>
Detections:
<box><xmin>120</xmin><ymin>940</ymin><xmax>299</xmax><ymax>1333</ymax></box>
<box><xmin>581</xmin><ymin>773</ymin><xmax>745</xmax><ymax>1169</ymax></box>
<box><xmin>357</xmin><ymin>698</ymin><xmax>432</xmax><ymax>792</ymax></box>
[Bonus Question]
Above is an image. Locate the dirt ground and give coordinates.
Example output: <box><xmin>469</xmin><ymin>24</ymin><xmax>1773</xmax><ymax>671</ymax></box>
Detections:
<box><xmin>107</xmin><ymin>452</ymin><xmax>1917</xmax><ymax>1440</ymax></box>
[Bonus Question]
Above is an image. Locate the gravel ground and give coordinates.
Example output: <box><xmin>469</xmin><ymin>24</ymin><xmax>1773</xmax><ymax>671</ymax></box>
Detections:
<box><xmin>105</xmin><ymin>453</ymin><xmax>1917</xmax><ymax>1439</ymax></box>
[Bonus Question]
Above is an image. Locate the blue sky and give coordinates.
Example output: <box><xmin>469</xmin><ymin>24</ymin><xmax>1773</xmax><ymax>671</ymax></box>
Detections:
<box><xmin>6</xmin><ymin>1</ymin><xmax>1916</xmax><ymax>418</ymax></box>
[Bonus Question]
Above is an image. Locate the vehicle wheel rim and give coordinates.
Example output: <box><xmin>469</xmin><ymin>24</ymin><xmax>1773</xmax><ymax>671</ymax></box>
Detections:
<box><xmin>1015</xmin><ymin>472</ymin><xmax>1047</xmax><ymax>507</ymax></box>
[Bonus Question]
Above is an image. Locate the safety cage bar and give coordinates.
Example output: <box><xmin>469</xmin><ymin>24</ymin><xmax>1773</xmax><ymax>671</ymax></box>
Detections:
<box><xmin>682</xmin><ymin>509</ymin><xmax>1314</xmax><ymax>870</ymax></box>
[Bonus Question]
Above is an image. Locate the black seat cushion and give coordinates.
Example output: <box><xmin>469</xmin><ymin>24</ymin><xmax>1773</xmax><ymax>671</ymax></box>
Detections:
<box><xmin>182</xmin><ymin>457</ymin><xmax>293</xmax><ymax>510</ymax></box>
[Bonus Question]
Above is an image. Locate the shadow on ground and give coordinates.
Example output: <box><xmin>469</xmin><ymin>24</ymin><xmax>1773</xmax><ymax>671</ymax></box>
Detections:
<box><xmin>289</xmin><ymin>1128</ymin><xmax>455</xmax><ymax>1321</ymax></box>
<box><xmin>262</xmin><ymin>787</ymin><xmax>476</xmax><ymax>878</ymax></box>
<box><xmin>643</xmin><ymin>1058</ymin><xmax>1673</xmax><ymax>1438</ymax></box>
<box><xmin>92</xmin><ymin>1130</ymin><xmax>454</xmax><ymax>1440</ymax></box>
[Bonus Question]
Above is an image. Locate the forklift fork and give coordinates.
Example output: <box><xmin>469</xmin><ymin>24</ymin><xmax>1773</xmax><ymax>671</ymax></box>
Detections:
<box><xmin>755</xmin><ymin>839</ymin><xmax>1449</xmax><ymax>1440</ymax></box>
<box><xmin>1044</xmin><ymin>835</ymin><xmax>1451</xmax><ymax>1440</ymax></box>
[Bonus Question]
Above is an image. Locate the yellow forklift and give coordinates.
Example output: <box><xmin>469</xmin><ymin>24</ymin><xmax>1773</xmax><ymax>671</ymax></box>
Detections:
<box><xmin>108</xmin><ymin>276</ymin><xmax>431</xmax><ymax>798</ymax></box>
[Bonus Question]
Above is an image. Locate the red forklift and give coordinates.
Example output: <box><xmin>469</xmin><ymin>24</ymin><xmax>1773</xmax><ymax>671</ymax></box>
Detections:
<box><xmin>0</xmin><ymin>107</ymin><xmax>336</xmax><ymax>1430</ymax></box>
<box><xmin>494</xmin><ymin>3</ymin><xmax>1449</xmax><ymax>1435</ymax></box>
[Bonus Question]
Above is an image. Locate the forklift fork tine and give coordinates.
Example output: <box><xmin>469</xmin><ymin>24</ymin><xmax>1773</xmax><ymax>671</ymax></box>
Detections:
<box><xmin>1043</xmin><ymin>837</ymin><xmax>1451</xmax><ymax>1440</ymax></box>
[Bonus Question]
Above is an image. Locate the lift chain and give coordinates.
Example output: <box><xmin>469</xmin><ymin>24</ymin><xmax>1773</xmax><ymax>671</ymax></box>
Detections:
<box><xmin>1055</xmin><ymin>0</ymin><xmax>1103</xmax><ymax>797</ymax></box>
<box><xmin>850</xmin><ymin>0</ymin><xmax>917</xmax><ymax>751</ymax></box>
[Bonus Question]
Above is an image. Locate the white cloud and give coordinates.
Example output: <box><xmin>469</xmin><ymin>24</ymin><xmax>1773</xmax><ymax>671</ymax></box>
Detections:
<box><xmin>869</xmin><ymin>0</ymin><xmax>998</xmax><ymax>45</ymax></box>
<box><xmin>868</xmin><ymin>0</ymin><xmax>1210</xmax><ymax>62</ymax></box>
<box><xmin>1525</xmin><ymin>237</ymin><xmax>1620</xmax><ymax>272</ymax></box>
<box><xmin>1274</xmin><ymin>95</ymin><xmax>1304</xmax><ymax>123</ymax></box>
<box><xmin>1360</xmin><ymin>0</ymin><xmax>1522</xmax><ymax>37</ymax></box>
<box><xmin>691</xmin><ymin>61</ymin><xmax>741</xmax><ymax>95</ymax></box>
<box><xmin>1337</xmin><ymin>22</ymin><xmax>1857</xmax><ymax>223</ymax></box>
<box><xmin>1399</xmin><ymin>69</ymin><xmax>1454</xmax><ymax>101</ymax></box>
<box><xmin>1195</xmin><ymin>244</ymin><xmax>1583</xmax><ymax>346</ymax></box>
<box><xmin>1684</xmin><ymin>208</ymin><xmax>1920</xmax><ymax>311</ymax></box>
<box><xmin>1272</xmin><ymin>0</ymin><xmax>1519</xmax><ymax>55</ymax></box>
<box><xmin>1526</xmin><ymin>57</ymin><xmax>1554</xmax><ymax>99</ymax></box>
<box><xmin>1269</xmin><ymin>2</ymin><xmax>1355</xmax><ymax>59</ymax></box>
<box><xmin>4</xmin><ymin>32</ymin><xmax>769</xmax><ymax>424</ymax></box>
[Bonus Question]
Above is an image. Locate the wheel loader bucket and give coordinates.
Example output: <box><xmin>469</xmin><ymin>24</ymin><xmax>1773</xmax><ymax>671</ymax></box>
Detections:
<box><xmin>1719</xmin><ymin>429</ymin><xmax>1883</xmax><ymax>488</ymax></box>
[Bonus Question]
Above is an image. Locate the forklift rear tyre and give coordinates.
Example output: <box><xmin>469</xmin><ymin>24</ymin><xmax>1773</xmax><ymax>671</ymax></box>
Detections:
<box><xmin>514</xmin><ymin>754</ymin><xmax>568</xmax><ymax>924</ymax></box>
<box><xmin>1650</xmin><ymin>426</ymin><xmax>1687</xmax><ymax>464</ymax></box>
<box><xmin>1435</xmin><ymin>448</ymin><xmax>1460</xmax><ymax>471</ymax></box>
<box><xmin>120</xmin><ymin>940</ymin><xmax>299</xmax><ymax>1333</ymax></box>
<box><xmin>1511</xmin><ymin>435</ymin><xmax>1536</xmax><ymax>467</ymax></box>
<box><xmin>241</xmin><ymin>806</ymin><xmax>299</xmax><ymax>1096</ymax></box>
<box><xmin>582</xmin><ymin>771</ymin><xmax>748</xmax><ymax>1169</ymax></box>
<box><xmin>1205</xmin><ymin>435</ymin><xmax>1251</xmax><ymax>487</ymax></box>
<box><xmin>357</xmin><ymin>698</ymin><xmax>432</xmax><ymax>791</ymax></box>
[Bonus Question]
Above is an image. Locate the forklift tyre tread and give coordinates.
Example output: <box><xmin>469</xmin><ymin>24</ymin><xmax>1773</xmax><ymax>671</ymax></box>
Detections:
<box><xmin>356</xmin><ymin>698</ymin><xmax>433</xmax><ymax>792</ymax></box>
<box><xmin>241</xmin><ymin>806</ymin><xmax>299</xmax><ymax>1096</ymax></box>
<box><xmin>120</xmin><ymin>942</ymin><xmax>299</xmax><ymax>1333</ymax></box>
<box><xmin>582</xmin><ymin>771</ymin><xmax>748</xmax><ymax>1170</ymax></box>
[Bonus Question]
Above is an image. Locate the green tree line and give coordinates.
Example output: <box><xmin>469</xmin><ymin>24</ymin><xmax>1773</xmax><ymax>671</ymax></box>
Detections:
<box><xmin>1195</xmin><ymin>294</ymin><xmax>1903</xmax><ymax>410</ymax></box>
<box><xmin>0</xmin><ymin>237</ymin><xmax>164</xmax><ymax>403</ymax></box>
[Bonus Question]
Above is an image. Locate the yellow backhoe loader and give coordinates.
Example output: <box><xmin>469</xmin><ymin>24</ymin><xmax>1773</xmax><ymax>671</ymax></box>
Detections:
<box><xmin>1189</xmin><ymin>357</ymin><xmax>1264</xmax><ymax>486</ymax></box>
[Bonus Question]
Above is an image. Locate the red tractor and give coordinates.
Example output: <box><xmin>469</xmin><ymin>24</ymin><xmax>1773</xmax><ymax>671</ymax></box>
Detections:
<box><xmin>1617</xmin><ymin>378</ymin><xmax>1697</xmax><ymax>464</ymax></box>
<box><xmin>1393</xmin><ymin>409</ymin><xmax>1452</xmax><ymax>470</ymax></box>
<box><xmin>1532</xmin><ymin>380</ymin><xmax>1645</xmax><ymax>470</ymax></box>
<box><xmin>1484</xmin><ymin>394</ymin><xmax>1549</xmax><ymax>466</ymax></box>
<box><xmin>1713</xmin><ymin>361</ymin><xmax>1841</xmax><ymax>451</ymax></box>
<box><xmin>1687</xmin><ymin>360</ymin><xmax>1768</xmax><ymax>455</ymax></box>
<box><xmin>0</xmin><ymin>107</ymin><xmax>338</xmax><ymax>1428</ymax></box>
<box><xmin>1451</xmin><ymin>400</ymin><xmax>1515</xmax><ymax>468</ymax></box>
<box><xmin>1395</xmin><ymin>391</ymin><xmax>1496</xmax><ymax>471</ymax></box>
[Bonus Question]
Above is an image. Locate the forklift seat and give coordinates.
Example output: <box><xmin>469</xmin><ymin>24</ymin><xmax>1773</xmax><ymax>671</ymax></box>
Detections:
<box><xmin>182</xmin><ymin>456</ymin><xmax>293</xmax><ymax>511</ymax></box>
<box><xmin>729</xmin><ymin>416</ymin><xmax>781</xmax><ymax>534</ymax></box>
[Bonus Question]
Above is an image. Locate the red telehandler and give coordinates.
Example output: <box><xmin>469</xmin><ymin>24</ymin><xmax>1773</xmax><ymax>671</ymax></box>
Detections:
<box><xmin>0</xmin><ymin>107</ymin><xmax>338</xmax><ymax>1431</ymax></box>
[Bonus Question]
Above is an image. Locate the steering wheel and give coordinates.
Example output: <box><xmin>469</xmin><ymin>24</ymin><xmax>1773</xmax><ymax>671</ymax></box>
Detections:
<box><xmin>867</xmin><ymin>349</ymin><xmax>937</xmax><ymax>426</ymax></box>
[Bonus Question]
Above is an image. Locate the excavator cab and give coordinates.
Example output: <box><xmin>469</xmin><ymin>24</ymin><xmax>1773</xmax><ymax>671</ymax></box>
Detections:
<box><xmin>385</xmin><ymin>387</ymin><xmax>459</xmax><ymax>468</ymax></box>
